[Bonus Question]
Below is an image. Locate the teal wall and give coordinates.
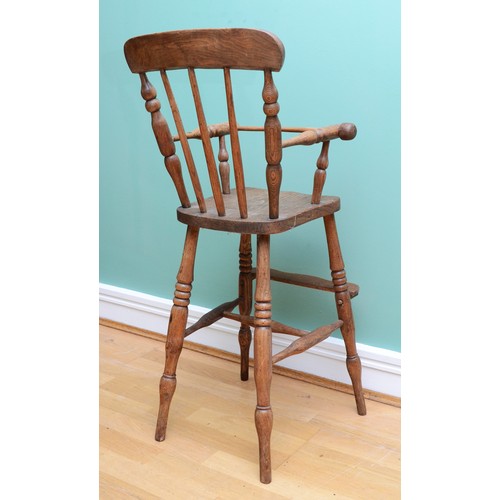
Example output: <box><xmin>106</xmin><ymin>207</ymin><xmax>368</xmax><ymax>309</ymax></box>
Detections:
<box><xmin>100</xmin><ymin>0</ymin><xmax>401</xmax><ymax>352</ymax></box>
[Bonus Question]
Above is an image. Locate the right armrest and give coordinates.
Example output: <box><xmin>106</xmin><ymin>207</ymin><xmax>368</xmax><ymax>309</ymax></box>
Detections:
<box><xmin>172</xmin><ymin>121</ymin><xmax>357</xmax><ymax>146</ymax></box>
<box><xmin>281</xmin><ymin>123</ymin><xmax>357</xmax><ymax>148</ymax></box>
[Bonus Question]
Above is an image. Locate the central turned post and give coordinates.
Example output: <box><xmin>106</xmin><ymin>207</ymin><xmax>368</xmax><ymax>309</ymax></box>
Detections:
<box><xmin>238</xmin><ymin>234</ymin><xmax>253</xmax><ymax>380</ymax></box>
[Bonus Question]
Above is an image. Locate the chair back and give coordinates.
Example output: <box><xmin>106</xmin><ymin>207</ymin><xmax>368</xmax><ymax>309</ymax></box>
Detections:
<box><xmin>124</xmin><ymin>28</ymin><xmax>286</xmax><ymax>219</ymax></box>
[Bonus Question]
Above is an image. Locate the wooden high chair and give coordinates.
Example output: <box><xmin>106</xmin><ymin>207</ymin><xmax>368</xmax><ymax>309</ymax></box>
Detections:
<box><xmin>124</xmin><ymin>28</ymin><xmax>366</xmax><ymax>484</ymax></box>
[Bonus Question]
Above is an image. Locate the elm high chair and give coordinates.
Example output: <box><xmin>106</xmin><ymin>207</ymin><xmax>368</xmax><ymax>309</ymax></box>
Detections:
<box><xmin>124</xmin><ymin>28</ymin><xmax>366</xmax><ymax>484</ymax></box>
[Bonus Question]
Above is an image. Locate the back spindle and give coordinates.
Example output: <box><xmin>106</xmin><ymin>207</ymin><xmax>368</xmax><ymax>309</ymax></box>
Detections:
<box><xmin>160</xmin><ymin>70</ymin><xmax>207</xmax><ymax>213</ymax></box>
<box><xmin>224</xmin><ymin>67</ymin><xmax>248</xmax><ymax>219</ymax></box>
<box><xmin>188</xmin><ymin>67</ymin><xmax>226</xmax><ymax>216</ymax></box>
<box><xmin>262</xmin><ymin>70</ymin><xmax>282</xmax><ymax>219</ymax></box>
<box><xmin>139</xmin><ymin>73</ymin><xmax>190</xmax><ymax>208</ymax></box>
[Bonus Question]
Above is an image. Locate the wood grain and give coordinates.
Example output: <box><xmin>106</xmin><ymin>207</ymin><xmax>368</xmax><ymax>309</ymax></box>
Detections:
<box><xmin>160</xmin><ymin>70</ymin><xmax>207</xmax><ymax>212</ymax></box>
<box><xmin>217</xmin><ymin>136</ymin><xmax>231</xmax><ymax>195</ymax></box>
<box><xmin>139</xmin><ymin>73</ymin><xmax>190</xmax><ymax>208</ymax></box>
<box><xmin>100</xmin><ymin>325</ymin><xmax>401</xmax><ymax>498</ymax></box>
<box><xmin>224</xmin><ymin>67</ymin><xmax>248</xmax><ymax>218</ymax></box>
<box><xmin>263</xmin><ymin>70</ymin><xmax>282</xmax><ymax>219</ymax></box>
<box><xmin>311</xmin><ymin>141</ymin><xmax>330</xmax><ymax>204</ymax></box>
<box><xmin>324</xmin><ymin>214</ymin><xmax>367</xmax><ymax>416</ymax></box>
<box><xmin>183</xmin><ymin>298</ymin><xmax>239</xmax><ymax>337</ymax></box>
<box><xmin>188</xmin><ymin>67</ymin><xmax>225</xmax><ymax>216</ymax></box>
<box><xmin>100</xmin><ymin>317</ymin><xmax>401</xmax><ymax>408</ymax></box>
<box><xmin>222</xmin><ymin>312</ymin><xmax>310</xmax><ymax>338</ymax></box>
<box><xmin>174</xmin><ymin>123</ymin><xmax>355</xmax><ymax>142</ymax></box>
<box><xmin>122</xmin><ymin>28</ymin><xmax>369</xmax><ymax>485</ymax></box>
<box><xmin>124</xmin><ymin>28</ymin><xmax>285</xmax><ymax>72</ymax></box>
<box><xmin>253</xmin><ymin>234</ymin><xmax>273</xmax><ymax>483</ymax></box>
<box><xmin>271</xmin><ymin>320</ymin><xmax>343</xmax><ymax>364</ymax></box>
<box><xmin>282</xmin><ymin>123</ymin><xmax>357</xmax><ymax>148</ymax></box>
<box><xmin>257</xmin><ymin>267</ymin><xmax>360</xmax><ymax>297</ymax></box>
<box><xmin>177</xmin><ymin>188</ymin><xmax>340</xmax><ymax>234</ymax></box>
<box><xmin>155</xmin><ymin>226</ymin><xmax>199</xmax><ymax>441</ymax></box>
<box><xmin>238</xmin><ymin>234</ymin><xmax>253</xmax><ymax>381</ymax></box>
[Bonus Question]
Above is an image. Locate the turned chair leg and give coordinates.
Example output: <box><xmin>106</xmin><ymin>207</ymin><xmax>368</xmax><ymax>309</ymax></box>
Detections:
<box><xmin>324</xmin><ymin>215</ymin><xmax>367</xmax><ymax>416</ymax></box>
<box><xmin>155</xmin><ymin>226</ymin><xmax>200</xmax><ymax>441</ymax></box>
<box><xmin>238</xmin><ymin>234</ymin><xmax>253</xmax><ymax>381</ymax></box>
<box><xmin>254</xmin><ymin>234</ymin><xmax>273</xmax><ymax>483</ymax></box>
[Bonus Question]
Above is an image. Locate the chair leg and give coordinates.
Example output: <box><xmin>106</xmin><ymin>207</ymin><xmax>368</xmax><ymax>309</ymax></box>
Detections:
<box><xmin>238</xmin><ymin>234</ymin><xmax>253</xmax><ymax>381</ymax></box>
<box><xmin>323</xmin><ymin>215</ymin><xmax>367</xmax><ymax>416</ymax></box>
<box><xmin>254</xmin><ymin>234</ymin><xmax>273</xmax><ymax>483</ymax></box>
<box><xmin>155</xmin><ymin>226</ymin><xmax>200</xmax><ymax>441</ymax></box>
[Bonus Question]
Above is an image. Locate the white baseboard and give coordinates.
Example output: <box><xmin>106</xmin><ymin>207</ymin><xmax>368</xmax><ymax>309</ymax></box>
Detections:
<box><xmin>99</xmin><ymin>283</ymin><xmax>401</xmax><ymax>398</ymax></box>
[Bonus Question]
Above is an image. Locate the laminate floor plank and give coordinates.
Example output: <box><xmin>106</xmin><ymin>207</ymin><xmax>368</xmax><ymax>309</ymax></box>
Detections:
<box><xmin>99</xmin><ymin>324</ymin><xmax>400</xmax><ymax>498</ymax></box>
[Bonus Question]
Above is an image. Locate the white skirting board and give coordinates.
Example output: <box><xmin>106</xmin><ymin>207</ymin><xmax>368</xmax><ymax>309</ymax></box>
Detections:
<box><xmin>99</xmin><ymin>283</ymin><xmax>401</xmax><ymax>398</ymax></box>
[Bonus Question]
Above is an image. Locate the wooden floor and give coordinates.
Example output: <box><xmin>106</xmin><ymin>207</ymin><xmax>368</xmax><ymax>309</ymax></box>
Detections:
<box><xmin>100</xmin><ymin>325</ymin><xmax>400</xmax><ymax>499</ymax></box>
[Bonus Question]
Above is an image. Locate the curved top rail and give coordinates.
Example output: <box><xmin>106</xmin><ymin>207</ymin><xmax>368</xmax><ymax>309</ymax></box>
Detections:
<box><xmin>124</xmin><ymin>28</ymin><xmax>285</xmax><ymax>73</ymax></box>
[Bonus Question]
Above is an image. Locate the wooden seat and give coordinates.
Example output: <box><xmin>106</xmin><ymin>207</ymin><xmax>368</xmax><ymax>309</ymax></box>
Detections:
<box><xmin>124</xmin><ymin>28</ymin><xmax>366</xmax><ymax>484</ymax></box>
<box><xmin>177</xmin><ymin>188</ymin><xmax>340</xmax><ymax>233</ymax></box>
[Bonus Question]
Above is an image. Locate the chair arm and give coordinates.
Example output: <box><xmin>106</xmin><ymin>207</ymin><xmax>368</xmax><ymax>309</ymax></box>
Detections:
<box><xmin>172</xmin><ymin>122</ymin><xmax>302</xmax><ymax>141</ymax></box>
<box><xmin>172</xmin><ymin>121</ymin><xmax>355</xmax><ymax>207</ymax></box>
<box><xmin>281</xmin><ymin>123</ymin><xmax>357</xmax><ymax>148</ymax></box>
<box><xmin>173</xmin><ymin>122</ymin><xmax>356</xmax><ymax>143</ymax></box>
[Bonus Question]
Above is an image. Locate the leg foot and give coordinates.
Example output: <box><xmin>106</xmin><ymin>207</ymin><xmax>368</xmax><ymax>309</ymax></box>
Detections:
<box><xmin>155</xmin><ymin>375</ymin><xmax>177</xmax><ymax>441</ymax></box>
<box><xmin>255</xmin><ymin>406</ymin><xmax>273</xmax><ymax>484</ymax></box>
<box><xmin>347</xmin><ymin>355</ymin><xmax>367</xmax><ymax>415</ymax></box>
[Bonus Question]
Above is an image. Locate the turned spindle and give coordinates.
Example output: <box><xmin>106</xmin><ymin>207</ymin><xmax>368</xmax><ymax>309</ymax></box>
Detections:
<box><xmin>262</xmin><ymin>70</ymin><xmax>282</xmax><ymax>219</ymax></box>
<box><xmin>218</xmin><ymin>136</ymin><xmax>231</xmax><ymax>194</ymax></box>
<box><xmin>311</xmin><ymin>141</ymin><xmax>330</xmax><ymax>204</ymax></box>
<box><xmin>160</xmin><ymin>70</ymin><xmax>206</xmax><ymax>213</ymax></box>
<box><xmin>324</xmin><ymin>215</ymin><xmax>366</xmax><ymax>416</ymax></box>
<box><xmin>254</xmin><ymin>234</ymin><xmax>273</xmax><ymax>483</ymax></box>
<box><xmin>155</xmin><ymin>226</ymin><xmax>199</xmax><ymax>441</ymax></box>
<box><xmin>238</xmin><ymin>234</ymin><xmax>253</xmax><ymax>380</ymax></box>
<box><xmin>139</xmin><ymin>73</ymin><xmax>190</xmax><ymax>208</ymax></box>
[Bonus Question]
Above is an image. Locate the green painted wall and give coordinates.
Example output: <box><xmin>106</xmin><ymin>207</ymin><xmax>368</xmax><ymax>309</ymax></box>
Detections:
<box><xmin>100</xmin><ymin>0</ymin><xmax>401</xmax><ymax>352</ymax></box>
